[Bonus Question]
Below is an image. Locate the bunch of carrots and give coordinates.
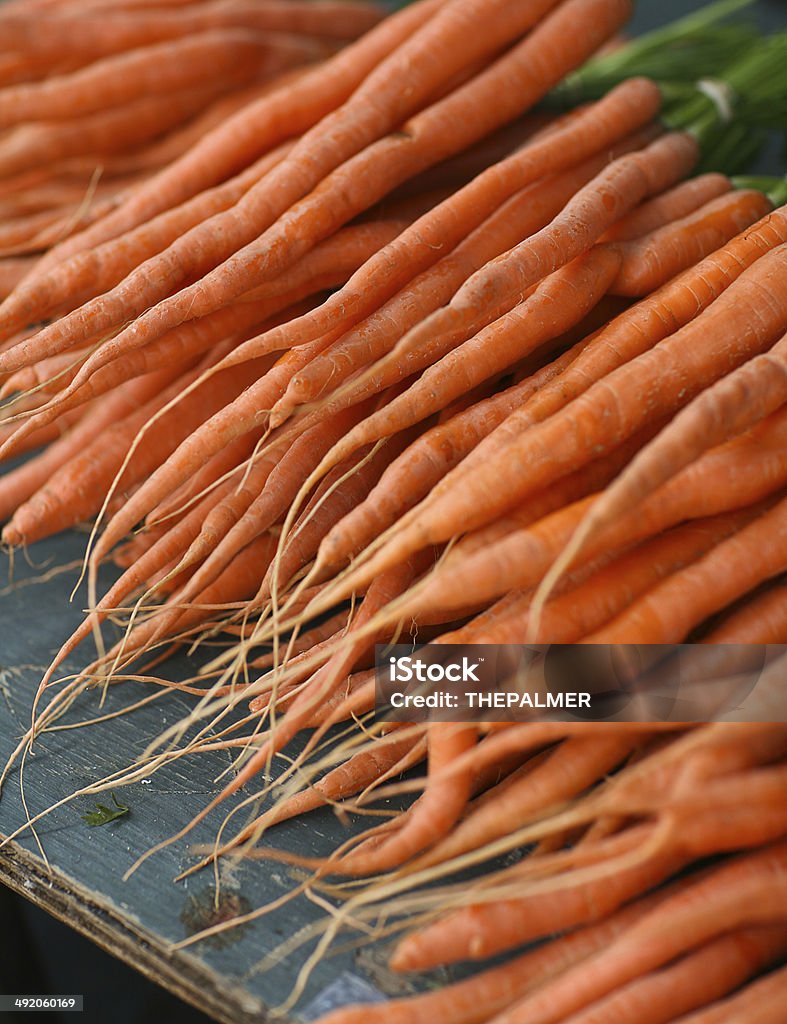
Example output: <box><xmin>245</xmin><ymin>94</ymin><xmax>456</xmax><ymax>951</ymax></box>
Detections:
<box><xmin>1</xmin><ymin>0</ymin><xmax>786</xmax><ymax>1020</ymax></box>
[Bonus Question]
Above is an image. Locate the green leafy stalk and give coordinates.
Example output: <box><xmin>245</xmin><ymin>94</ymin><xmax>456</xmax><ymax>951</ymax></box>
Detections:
<box><xmin>732</xmin><ymin>175</ymin><xmax>787</xmax><ymax>207</ymax></box>
<box><xmin>662</xmin><ymin>32</ymin><xmax>787</xmax><ymax>172</ymax></box>
<box><xmin>550</xmin><ymin>0</ymin><xmax>758</xmax><ymax>106</ymax></box>
<box><xmin>81</xmin><ymin>792</ymin><xmax>130</xmax><ymax>827</ymax></box>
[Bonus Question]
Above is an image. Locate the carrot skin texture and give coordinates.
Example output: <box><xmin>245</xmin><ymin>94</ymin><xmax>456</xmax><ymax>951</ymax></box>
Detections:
<box><xmin>425</xmin><ymin>205</ymin><xmax>787</xmax><ymax>500</ymax></box>
<box><xmin>585</xmin><ymin>493</ymin><xmax>787</xmax><ymax>643</ymax></box>
<box><xmin>338</xmin><ymin>242</ymin><xmax>787</xmax><ymax>596</ymax></box>
<box><xmin>27</xmin><ymin>0</ymin><xmax>446</xmax><ymax>273</ymax></box>
<box><xmin>609</xmin><ymin>188</ymin><xmax>773</xmax><ymax>296</ymax></box>
<box><xmin>400</xmin><ymin>408</ymin><xmax>787</xmax><ymax>617</ymax></box>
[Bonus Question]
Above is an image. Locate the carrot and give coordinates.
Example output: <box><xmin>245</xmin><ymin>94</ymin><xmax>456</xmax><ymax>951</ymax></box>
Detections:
<box><xmin>537</xmin><ymin>332</ymin><xmax>787</xmax><ymax>605</ymax></box>
<box><xmin>336</xmin><ymin>241</ymin><xmax>787</xmax><ymax>599</ymax></box>
<box><xmin>547</xmin><ymin>927</ymin><xmax>787</xmax><ymax>1024</ymax></box>
<box><xmin>455</xmin><ymin>511</ymin><xmax>760</xmax><ymax>645</ymax></box>
<box><xmin>143</xmin><ymin>429</ymin><xmax>262</xmax><ymax>534</ymax></box>
<box><xmin>416</xmin><ymin>205</ymin><xmax>787</xmax><ymax>498</ymax></box>
<box><xmin>245</xmin><ymin>555</ymin><xmax>427</xmax><ymax>769</ymax></box>
<box><xmin>389</xmin><ymin>130</ymin><xmax>698</xmax><ymax>368</ymax></box>
<box><xmin>2</xmin><ymin>303</ymin><xmax>271</xmax><ymax>437</ymax></box>
<box><xmin>314</xmin><ymin>875</ymin><xmax>709</xmax><ymax>1024</ymax></box>
<box><xmin>0</xmin><ymin>3</ymin><xmax>382</xmax><ymax>56</ymax></box>
<box><xmin>0</xmin><ymin>84</ymin><xmax>238</xmax><ymax>181</ymax></box>
<box><xmin>0</xmin><ymin>404</ymin><xmax>87</xmax><ymax>461</ymax></box>
<box><xmin>27</xmin><ymin>0</ymin><xmax>445</xmax><ymax>273</ymax></box>
<box><xmin>703</xmin><ymin>578</ymin><xmax>787</xmax><ymax>642</ymax></box>
<box><xmin>0</xmin><ymin>257</ymin><xmax>32</xmax><ymax>299</ymax></box>
<box><xmin>584</xmin><ymin>493</ymin><xmax>787</xmax><ymax>644</ymax></box>
<box><xmin>316</xmin><ymin>341</ymin><xmax>591</xmax><ymax>572</ymax></box>
<box><xmin>1</xmin><ymin>343</ymin><xmax>98</xmax><ymax>399</ymax></box>
<box><xmin>260</xmin><ymin>429</ymin><xmax>420</xmax><ymax>604</ymax></box>
<box><xmin>2</xmin><ymin>348</ymin><xmax>265</xmax><ymax>546</ymax></box>
<box><xmin>0</xmin><ymin>143</ymin><xmax>293</xmax><ymax>340</ymax></box>
<box><xmin>80</xmin><ymin>338</ymin><xmax>336</xmax><ymax>581</ymax></box>
<box><xmin>25</xmin><ymin>0</ymin><xmax>632</xmax><ymax>390</ymax></box>
<box><xmin>3</xmin><ymin>73</ymin><xmax>657</xmax><ymax>390</ymax></box>
<box><xmin>214</xmin><ymin>78</ymin><xmax>660</xmax><ymax>379</ymax></box>
<box><xmin>258</xmin><ymin>729</ymin><xmax>425</xmax><ymax>830</ymax></box>
<box><xmin>392</xmin><ymin>835</ymin><xmax>787</xmax><ymax>975</ymax></box>
<box><xmin>389</xmin><ymin>112</ymin><xmax>554</xmax><ymax>202</ymax></box>
<box><xmin>609</xmin><ymin>187</ymin><xmax>773</xmax><ymax>295</ymax></box>
<box><xmin>0</xmin><ymin>209</ymin><xmax>76</xmax><ymax>255</ymax></box>
<box><xmin>309</xmin><ymin>247</ymin><xmax>623</xmax><ymax>473</ymax></box>
<box><xmin>485</xmin><ymin>843</ymin><xmax>787</xmax><ymax>1024</ymax></box>
<box><xmin>0</xmin><ymin>217</ymin><xmax>411</xmax><ymax>454</ymax></box>
<box><xmin>600</xmin><ymin>172</ymin><xmax>731</xmax><ymax>242</ymax></box>
<box><xmin>410</xmin><ymin>734</ymin><xmax>639</xmax><ymax>872</ymax></box>
<box><xmin>111</xmin><ymin>400</ymin><xmax>379</xmax><ymax>657</ymax></box>
<box><xmin>276</xmin><ymin>129</ymin><xmax>654</xmax><ymax>417</ymax></box>
<box><xmin>668</xmin><ymin>964</ymin><xmax>787</xmax><ymax>1024</ymax></box>
<box><xmin>0</xmin><ymin>30</ymin><xmax>313</xmax><ymax>130</ymax></box>
<box><xmin>246</xmin><ymin>609</ymin><xmax>350</xmax><ymax>668</ymax></box>
<box><xmin>395</xmin><ymin>404</ymin><xmax>787</xmax><ymax>620</ymax></box>
<box><xmin>37</xmin><ymin>477</ymin><xmax>241</xmax><ymax>697</ymax></box>
<box><xmin>105</xmin><ymin>531</ymin><xmax>281</xmax><ymax>660</ymax></box>
<box><xmin>0</xmin><ymin>362</ymin><xmax>190</xmax><ymax>524</ymax></box>
<box><xmin>54</xmin><ymin>78</ymin><xmax>299</xmax><ymax>177</ymax></box>
<box><xmin>331</xmin><ymin>724</ymin><xmax>478</xmax><ymax>876</ymax></box>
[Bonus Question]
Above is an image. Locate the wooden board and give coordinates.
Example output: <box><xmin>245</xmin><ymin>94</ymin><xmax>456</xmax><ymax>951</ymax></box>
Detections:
<box><xmin>0</xmin><ymin>531</ymin><xmax>441</xmax><ymax>1022</ymax></box>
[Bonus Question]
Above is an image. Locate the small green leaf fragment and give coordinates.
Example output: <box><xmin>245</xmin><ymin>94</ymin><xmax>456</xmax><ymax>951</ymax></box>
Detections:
<box><xmin>81</xmin><ymin>792</ymin><xmax>129</xmax><ymax>827</ymax></box>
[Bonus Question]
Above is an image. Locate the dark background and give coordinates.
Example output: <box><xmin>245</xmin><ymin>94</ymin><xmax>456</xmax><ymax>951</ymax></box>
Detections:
<box><xmin>2</xmin><ymin>3</ymin><xmax>786</xmax><ymax>1023</ymax></box>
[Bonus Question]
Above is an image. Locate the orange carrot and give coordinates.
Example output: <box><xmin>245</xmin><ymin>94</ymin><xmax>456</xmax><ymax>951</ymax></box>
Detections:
<box><xmin>394</xmin><ymin>406</ymin><xmax>787</xmax><ymax>619</ymax></box>
<box><xmin>336</xmin><ymin>242</ymin><xmax>787</xmax><ymax>599</ymax></box>
<box><xmin>213</xmin><ymin>78</ymin><xmax>660</xmax><ymax>378</ymax></box>
<box><xmin>313</xmin><ymin>875</ymin><xmax>709</xmax><ymax>1024</ymax></box>
<box><xmin>0</xmin><ymin>364</ymin><xmax>185</xmax><ymax>524</ymax></box>
<box><xmin>386</xmin><ymin>131</ymin><xmax>698</xmax><ymax>372</ymax></box>
<box><xmin>276</xmin><ymin>129</ymin><xmax>654</xmax><ymax>417</ymax></box>
<box><xmin>0</xmin><ymin>3</ymin><xmax>382</xmax><ymax>57</ymax></box>
<box><xmin>543</xmin><ymin>927</ymin><xmax>787</xmax><ymax>1024</ymax></box>
<box><xmin>392</xmin><ymin>836</ymin><xmax>787</xmax><ymax>975</ymax></box>
<box><xmin>451</xmin><ymin>511</ymin><xmax>758</xmax><ymax>645</ymax></box>
<box><xmin>668</xmin><ymin>964</ymin><xmax>787</xmax><ymax>1024</ymax></box>
<box><xmin>2</xmin><ymin>350</ymin><xmax>265</xmax><ymax>546</ymax></box>
<box><xmin>28</xmin><ymin>0</ymin><xmax>445</xmax><ymax>272</ymax></box>
<box><xmin>412</xmin><ymin>733</ymin><xmax>638</xmax><ymax>871</ymax></box>
<box><xmin>316</xmin><ymin>341</ymin><xmax>591</xmax><ymax>571</ymax></box>
<box><xmin>584</xmin><ymin>493</ymin><xmax>787</xmax><ymax>643</ymax></box>
<box><xmin>600</xmin><ymin>172</ymin><xmax>731</xmax><ymax>242</ymax></box>
<box><xmin>609</xmin><ymin>188</ymin><xmax>773</xmax><ymax>295</ymax></box>
<box><xmin>538</xmin><ymin>333</ymin><xmax>787</xmax><ymax>603</ymax></box>
<box><xmin>331</xmin><ymin>723</ymin><xmax>477</xmax><ymax>875</ymax></box>
<box><xmin>0</xmin><ymin>30</ymin><xmax>313</xmax><ymax>129</ymax></box>
<box><xmin>0</xmin><ymin>84</ymin><xmax>236</xmax><ymax>181</ymax></box>
<box><xmin>419</xmin><ymin>205</ymin><xmax>787</xmax><ymax>498</ymax></box>
<box><xmin>20</xmin><ymin>0</ymin><xmax>631</xmax><ymax>390</ymax></box>
<box><xmin>0</xmin><ymin>218</ymin><xmax>410</xmax><ymax>454</ymax></box>
<box><xmin>311</xmin><ymin>247</ymin><xmax>623</xmax><ymax>472</ymax></box>
<box><xmin>0</xmin><ymin>143</ymin><xmax>293</xmax><ymax>340</ymax></box>
<box><xmin>703</xmin><ymin>578</ymin><xmax>787</xmax><ymax>642</ymax></box>
<box><xmin>484</xmin><ymin>843</ymin><xmax>787</xmax><ymax>1024</ymax></box>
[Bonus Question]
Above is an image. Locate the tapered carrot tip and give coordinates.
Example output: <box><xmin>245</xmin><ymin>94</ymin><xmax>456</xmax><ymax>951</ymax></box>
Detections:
<box><xmin>388</xmin><ymin>937</ymin><xmax>420</xmax><ymax>972</ymax></box>
<box><xmin>267</xmin><ymin>405</ymin><xmax>291</xmax><ymax>431</ymax></box>
<box><xmin>1</xmin><ymin>523</ymin><xmax>23</xmax><ymax>547</ymax></box>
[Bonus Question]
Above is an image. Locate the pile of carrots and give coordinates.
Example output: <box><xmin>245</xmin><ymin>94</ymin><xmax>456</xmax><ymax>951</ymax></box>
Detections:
<box><xmin>0</xmin><ymin>0</ymin><xmax>786</xmax><ymax>1020</ymax></box>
